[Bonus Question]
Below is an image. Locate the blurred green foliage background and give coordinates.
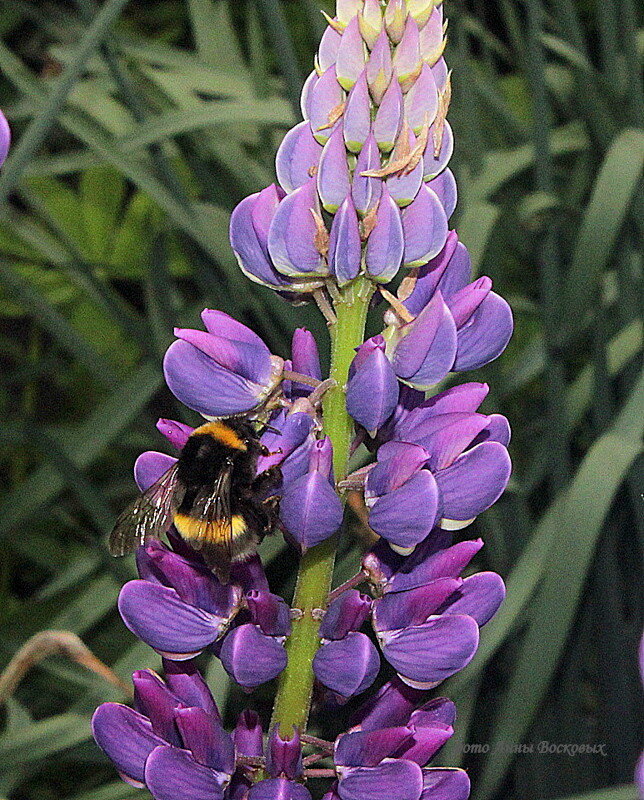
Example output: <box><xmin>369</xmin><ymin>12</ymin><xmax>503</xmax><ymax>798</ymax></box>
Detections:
<box><xmin>0</xmin><ymin>0</ymin><xmax>642</xmax><ymax>799</ymax></box>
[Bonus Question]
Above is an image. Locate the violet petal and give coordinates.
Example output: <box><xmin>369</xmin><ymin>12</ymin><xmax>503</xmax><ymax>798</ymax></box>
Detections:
<box><xmin>268</xmin><ymin>178</ymin><xmax>327</xmax><ymax>277</ymax></box>
<box><xmin>313</xmin><ymin>633</ymin><xmax>380</xmax><ymax>698</ymax></box>
<box><xmin>219</xmin><ymin>624</ymin><xmax>287</xmax><ymax>689</ymax></box>
<box><xmin>380</xmin><ymin>614</ymin><xmax>480</xmax><ymax>686</ymax></box>
<box><xmin>134</xmin><ymin>451</ymin><xmax>177</xmax><ymax>492</ymax></box>
<box><xmin>365</xmin><ymin>187</ymin><xmax>404</xmax><ymax>282</ymax></box>
<box><xmin>145</xmin><ymin>745</ymin><xmax>228</xmax><ymax>800</ymax></box>
<box><xmin>387</xmin><ymin>539</ymin><xmax>484</xmax><ymax>594</ymax></box>
<box><xmin>402</xmin><ymin>185</ymin><xmax>448</xmax><ymax>266</ymax></box>
<box><xmin>280</xmin><ymin>471</ymin><xmax>344</xmax><ymax>549</ymax></box>
<box><xmin>338</xmin><ymin>759</ymin><xmax>423</xmax><ymax>800</ymax></box>
<box><xmin>391</xmin><ymin>293</ymin><xmax>457</xmax><ymax>390</ymax></box>
<box><xmin>368</xmin><ymin>470</ymin><xmax>439</xmax><ymax>549</ymax></box>
<box><xmin>320</xmin><ymin>590</ymin><xmax>373</xmax><ymax>640</ymax></box>
<box><xmin>164</xmin><ymin>340</ymin><xmax>263</xmax><ymax>417</ymax></box>
<box><xmin>352</xmin><ymin>132</ymin><xmax>382</xmax><ymax>215</ymax></box>
<box><xmin>435</xmin><ymin>441</ymin><xmax>511</xmax><ymax>521</ymax></box>
<box><xmin>346</xmin><ymin>347</ymin><xmax>399</xmax><ymax>432</ymax></box>
<box><xmin>175</xmin><ymin>707</ymin><xmax>235</xmax><ymax>773</ymax></box>
<box><xmin>420</xmin><ymin>768</ymin><xmax>471</xmax><ymax>800</ymax></box>
<box><xmin>329</xmin><ymin>196</ymin><xmax>362</xmax><ymax>285</ymax></box>
<box><xmin>374</xmin><ymin>77</ymin><xmax>403</xmax><ymax>152</ymax></box>
<box><xmin>156</xmin><ymin>419</ymin><xmax>193</xmax><ymax>451</ymax></box>
<box><xmin>277</xmin><ymin>121</ymin><xmax>324</xmax><ymax>194</ymax></box>
<box><xmin>440</xmin><ymin>572</ymin><xmax>505</xmax><ymax>627</ymax></box>
<box><xmin>343</xmin><ymin>71</ymin><xmax>371</xmax><ymax>152</ymax></box>
<box><xmin>318</xmin><ymin>125</ymin><xmax>352</xmax><ymax>212</ymax></box>
<box><xmin>373</xmin><ymin>578</ymin><xmax>463</xmax><ymax>631</ymax></box>
<box><xmin>118</xmin><ymin>580</ymin><xmax>226</xmax><ymax>657</ymax></box>
<box><xmin>248</xmin><ymin>778</ymin><xmax>313</xmax><ymax>800</ymax></box>
<box><xmin>336</xmin><ymin>17</ymin><xmax>366</xmax><ymax>90</ymax></box>
<box><xmin>234</xmin><ymin>709</ymin><xmax>264</xmax><ymax>758</ymax></box>
<box><xmin>92</xmin><ymin>703</ymin><xmax>165</xmax><ymax>786</ymax></box>
<box><xmin>453</xmin><ymin>292</ymin><xmax>514</xmax><ymax>372</ymax></box>
<box><xmin>230</xmin><ymin>188</ymin><xmax>291</xmax><ymax>289</ymax></box>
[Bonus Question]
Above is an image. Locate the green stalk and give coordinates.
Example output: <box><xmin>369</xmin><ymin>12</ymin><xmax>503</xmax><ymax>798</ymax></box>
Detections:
<box><xmin>271</xmin><ymin>276</ymin><xmax>373</xmax><ymax>736</ymax></box>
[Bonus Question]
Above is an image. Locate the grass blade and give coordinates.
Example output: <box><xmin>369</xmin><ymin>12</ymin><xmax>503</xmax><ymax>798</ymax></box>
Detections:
<box><xmin>0</xmin><ymin>361</ymin><xmax>162</xmax><ymax>542</ymax></box>
<box><xmin>0</xmin><ymin>0</ymin><xmax>130</xmax><ymax>205</ymax></box>
<box><xmin>560</xmin><ymin>129</ymin><xmax>644</xmax><ymax>345</ymax></box>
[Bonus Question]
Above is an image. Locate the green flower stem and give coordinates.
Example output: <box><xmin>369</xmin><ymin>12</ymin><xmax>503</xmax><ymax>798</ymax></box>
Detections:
<box><xmin>271</xmin><ymin>276</ymin><xmax>374</xmax><ymax>737</ymax></box>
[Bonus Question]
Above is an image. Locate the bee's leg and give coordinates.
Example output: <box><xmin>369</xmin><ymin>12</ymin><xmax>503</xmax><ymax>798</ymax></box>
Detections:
<box><xmin>243</xmin><ymin>493</ymin><xmax>280</xmax><ymax>539</ymax></box>
<box><xmin>250</xmin><ymin>440</ymin><xmax>282</xmax><ymax>458</ymax></box>
<box><xmin>252</xmin><ymin>465</ymin><xmax>282</xmax><ymax>494</ymax></box>
<box><xmin>261</xmin><ymin>494</ymin><xmax>280</xmax><ymax>516</ymax></box>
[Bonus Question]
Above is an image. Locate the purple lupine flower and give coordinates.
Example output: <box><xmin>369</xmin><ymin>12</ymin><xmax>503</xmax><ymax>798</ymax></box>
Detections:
<box><xmin>363</xmin><ymin>441</ymin><xmax>440</xmax><ymax>552</ymax></box>
<box><xmin>120</xmin><ymin>538</ymin><xmax>288</xmax><ymax>687</ymax></box>
<box><xmin>267</xmin><ymin>726</ymin><xmax>304</xmax><ymax>779</ymax></box>
<box><xmin>284</xmin><ymin>328</ymin><xmax>323</xmax><ymax>400</ymax></box>
<box><xmin>362</xmin><ymin>429</ymin><xmax>511</xmax><ymax>550</ymax></box>
<box><xmin>119</xmin><ymin>539</ymin><xmax>243</xmax><ymax>660</ymax></box>
<box><xmin>230</xmin><ymin>184</ymin><xmax>325</xmax><ymax>293</ymax></box>
<box><xmin>163</xmin><ymin>310</ymin><xmax>285</xmax><ymax>417</ymax></box>
<box><xmin>383</xmin><ymin>233</ymin><xmax>513</xmax><ymax>386</ymax></box>
<box><xmin>228</xmin><ymin>0</ymin><xmax>459</xmax><ymax>298</ymax></box>
<box><xmin>637</xmin><ymin>632</ymin><xmax>644</xmax><ymax>798</ymax></box>
<box><xmin>279</xmin><ymin>437</ymin><xmax>344</xmax><ymax>549</ymax></box>
<box><xmin>0</xmin><ymin>110</ymin><xmax>10</xmax><ymax>167</ymax></box>
<box><xmin>377</xmin><ymin>383</ymin><xmax>511</xmax><ymax>531</ymax></box>
<box><xmin>377</xmin><ymin>381</ymin><xmax>495</xmax><ymax>446</ymax></box>
<box><xmin>328</xmin><ymin>678</ymin><xmax>470</xmax><ymax>800</ymax></box>
<box><xmin>363</xmin><ymin>534</ymin><xmax>505</xmax><ymax>688</ymax></box>
<box><xmin>313</xmin><ymin>590</ymin><xmax>380</xmax><ymax>699</ymax></box>
<box><xmin>346</xmin><ymin>337</ymin><xmax>399</xmax><ymax>433</ymax></box>
<box><xmin>92</xmin><ymin>661</ymin><xmax>233</xmax><ymax>796</ymax></box>
<box><xmin>156</xmin><ymin>417</ymin><xmax>194</xmax><ymax>450</ymax></box>
<box><xmin>258</xmin><ymin>412</ymin><xmax>319</xmax><ymax>492</ymax></box>
<box><xmin>94</xmin><ymin>2</ymin><xmax>515</xmax><ymax>798</ymax></box>
<box><xmin>332</xmin><ymin>687</ymin><xmax>469</xmax><ymax>800</ymax></box>
<box><xmin>218</xmin><ymin>590</ymin><xmax>290</xmax><ymax>690</ymax></box>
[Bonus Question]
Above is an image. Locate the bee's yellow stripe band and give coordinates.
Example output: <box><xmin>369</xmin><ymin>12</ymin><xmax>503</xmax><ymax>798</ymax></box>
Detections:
<box><xmin>192</xmin><ymin>421</ymin><xmax>247</xmax><ymax>450</ymax></box>
<box><xmin>173</xmin><ymin>512</ymin><xmax>247</xmax><ymax>543</ymax></box>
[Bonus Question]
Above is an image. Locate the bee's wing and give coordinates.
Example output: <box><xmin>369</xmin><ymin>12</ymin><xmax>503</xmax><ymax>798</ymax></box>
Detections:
<box><xmin>179</xmin><ymin>462</ymin><xmax>236</xmax><ymax>583</ymax></box>
<box><xmin>109</xmin><ymin>463</ymin><xmax>182</xmax><ymax>556</ymax></box>
<box><xmin>185</xmin><ymin>463</ymin><xmax>234</xmax><ymax>554</ymax></box>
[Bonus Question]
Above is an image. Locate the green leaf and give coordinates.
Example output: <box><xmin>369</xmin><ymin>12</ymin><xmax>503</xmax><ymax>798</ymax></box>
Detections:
<box><xmin>117</xmin><ymin>101</ymin><xmax>294</xmax><ymax>150</ymax></box>
<box><xmin>470</xmin><ymin>123</ymin><xmax>588</xmax><ymax>201</ymax></box>
<box><xmin>0</xmin><ymin>0</ymin><xmax>131</xmax><ymax>206</ymax></box>
<box><xmin>456</xmin><ymin>201</ymin><xmax>500</xmax><ymax>275</ymax></box>
<box><xmin>23</xmin><ymin>175</ymin><xmax>88</xmax><ymax>250</ymax></box>
<box><xmin>561</xmin><ymin>128</ymin><xmax>644</xmax><ymax>343</ymax></box>
<box><xmin>186</xmin><ymin>0</ymin><xmax>245</xmax><ymax>70</ymax></box>
<box><xmin>472</xmin><ymin>368</ymin><xmax>644</xmax><ymax>800</ymax></box>
<box><xmin>68</xmin><ymin>782</ymin><xmax>145</xmax><ymax>800</ymax></box>
<box><xmin>80</xmin><ymin>165</ymin><xmax>126</xmax><ymax>263</ymax></box>
<box><xmin>0</xmin><ymin>262</ymin><xmax>116</xmax><ymax>384</ymax></box>
<box><xmin>543</xmin><ymin>786</ymin><xmax>640</xmax><ymax>800</ymax></box>
<box><xmin>0</xmin><ymin>362</ymin><xmax>162</xmax><ymax>542</ymax></box>
<box><xmin>108</xmin><ymin>191</ymin><xmax>157</xmax><ymax>278</ymax></box>
<box><xmin>0</xmin><ymin>713</ymin><xmax>91</xmax><ymax>768</ymax></box>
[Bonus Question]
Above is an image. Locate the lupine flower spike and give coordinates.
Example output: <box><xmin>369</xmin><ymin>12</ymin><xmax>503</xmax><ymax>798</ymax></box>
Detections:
<box><xmin>92</xmin><ymin>2</ymin><xmax>514</xmax><ymax>798</ymax></box>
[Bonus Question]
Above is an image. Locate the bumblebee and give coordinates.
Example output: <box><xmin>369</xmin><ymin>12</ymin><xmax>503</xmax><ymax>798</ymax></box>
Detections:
<box><xmin>109</xmin><ymin>418</ymin><xmax>281</xmax><ymax>583</ymax></box>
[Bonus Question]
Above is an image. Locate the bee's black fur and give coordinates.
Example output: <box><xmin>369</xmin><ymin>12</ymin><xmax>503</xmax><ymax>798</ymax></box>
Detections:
<box><xmin>176</xmin><ymin>418</ymin><xmax>272</xmax><ymax>518</ymax></box>
<box><xmin>108</xmin><ymin>416</ymin><xmax>281</xmax><ymax>579</ymax></box>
